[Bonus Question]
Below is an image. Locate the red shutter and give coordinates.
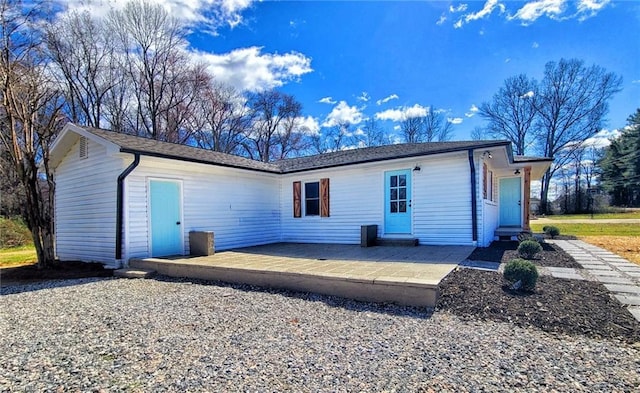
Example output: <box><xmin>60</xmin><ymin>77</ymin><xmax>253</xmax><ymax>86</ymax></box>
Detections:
<box><xmin>482</xmin><ymin>163</ymin><xmax>487</xmax><ymax>199</ymax></box>
<box><xmin>320</xmin><ymin>178</ymin><xmax>330</xmax><ymax>217</ymax></box>
<box><xmin>293</xmin><ymin>181</ymin><xmax>302</xmax><ymax>218</ymax></box>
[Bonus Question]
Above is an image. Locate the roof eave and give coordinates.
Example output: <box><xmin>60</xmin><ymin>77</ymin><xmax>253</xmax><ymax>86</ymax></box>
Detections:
<box><xmin>280</xmin><ymin>141</ymin><xmax>513</xmax><ymax>174</ymax></box>
<box><xmin>118</xmin><ymin>148</ymin><xmax>282</xmax><ymax>174</ymax></box>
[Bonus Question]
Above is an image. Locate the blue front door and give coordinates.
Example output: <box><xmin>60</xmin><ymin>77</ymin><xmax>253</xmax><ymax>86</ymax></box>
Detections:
<box><xmin>150</xmin><ymin>180</ymin><xmax>183</xmax><ymax>257</ymax></box>
<box><xmin>384</xmin><ymin>170</ymin><xmax>412</xmax><ymax>234</ymax></box>
<box><xmin>500</xmin><ymin>177</ymin><xmax>521</xmax><ymax>227</ymax></box>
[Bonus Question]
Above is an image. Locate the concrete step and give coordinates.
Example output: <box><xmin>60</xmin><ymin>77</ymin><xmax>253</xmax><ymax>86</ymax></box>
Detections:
<box><xmin>114</xmin><ymin>268</ymin><xmax>157</xmax><ymax>279</ymax></box>
<box><xmin>376</xmin><ymin>238</ymin><xmax>419</xmax><ymax>247</ymax></box>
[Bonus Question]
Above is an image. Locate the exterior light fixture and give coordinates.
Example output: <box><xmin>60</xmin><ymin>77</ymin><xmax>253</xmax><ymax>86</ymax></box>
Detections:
<box><xmin>514</xmin><ymin>169</ymin><xmax>521</xmax><ymax>175</ymax></box>
<box><xmin>413</xmin><ymin>165</ymin><xmax>421</xmax><ymax>172</ymax></box>
<box><xmin>483</xmin><ymin>151</ymin><xmax>492</xmax><ymax>159</ymax></box>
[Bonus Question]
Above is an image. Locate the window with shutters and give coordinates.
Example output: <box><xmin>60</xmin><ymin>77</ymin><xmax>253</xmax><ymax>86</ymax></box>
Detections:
<box><xmin>293</xmin><ymin>178</ymin><xmax>330</xmax><ymax>218</ymax></box>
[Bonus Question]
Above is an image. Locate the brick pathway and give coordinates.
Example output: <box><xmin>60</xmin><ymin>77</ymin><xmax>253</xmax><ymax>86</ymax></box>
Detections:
<box><xmin>552</xmin><ymin>239</ymin><xmax>640</xmax><ymax>322</ymax></box>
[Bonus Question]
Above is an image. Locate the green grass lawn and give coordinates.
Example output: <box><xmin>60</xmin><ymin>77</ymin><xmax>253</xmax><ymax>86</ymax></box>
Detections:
<box><xmin>531</xmin><ymin>223</ymin><xmax>640</xmax><ymax>236</ymax></box>
<box><xmin>0</xmin><ymin>245</ymin><xmax>37</xmax><ymax>267</ymax></box>
<box><xmin>545</xmin><ymin>211</ymin><xmax>640</xmax><ymax>220</ymax></box>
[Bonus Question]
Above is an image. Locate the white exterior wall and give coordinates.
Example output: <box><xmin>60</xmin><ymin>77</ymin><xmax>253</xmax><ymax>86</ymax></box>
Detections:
<box><xmin>280</xmin><ymin>153</ymin><xmax>477</xmax><ymax>246</ymax></box>
<box><xmin>55</xmin><ymin>138</ymin><xmax>125</xmax><ymax>264</ymax></box>
<box><xmin>479</xmin><ymin>155</ymin><xmax>499</xmax><ymax>247</ymax></box>
<box><xmin>280</xmin><ymin>165</ymin><xmax>383</xmax><ymax>244</ymax></box>
<box><xmin>414</xmin><ymin>152</ymin><xmax>474</xmax><ymax>245</ymax></box>
<box><xmin>124</xmin><ymin>157</ymin><xmax>281</xmax><ymax>260</ymax></box>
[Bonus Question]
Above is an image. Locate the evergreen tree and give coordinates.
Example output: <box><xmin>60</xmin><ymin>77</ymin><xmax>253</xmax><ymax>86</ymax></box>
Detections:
<box><xmin>600</xmin><ymin>109</ymin><xmax>640</xmax><ymax>206</ymax></box>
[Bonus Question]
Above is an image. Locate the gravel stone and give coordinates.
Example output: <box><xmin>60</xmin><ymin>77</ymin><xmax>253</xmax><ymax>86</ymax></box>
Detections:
<box><xmin>2</xmin><ymin>277</ymin><xmax>639</xmax><ymax>392</ymax></box>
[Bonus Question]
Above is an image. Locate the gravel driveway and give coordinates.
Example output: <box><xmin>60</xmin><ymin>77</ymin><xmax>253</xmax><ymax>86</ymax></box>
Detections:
<box><xmin>2</xmin><ymin>277</ymin><xmax>639</xmax><ymax>392</ymax></box>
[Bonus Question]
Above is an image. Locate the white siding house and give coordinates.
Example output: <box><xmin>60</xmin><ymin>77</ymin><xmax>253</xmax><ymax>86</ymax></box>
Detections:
<box><xmin>50</xmin><ymin>123</ymin><xmax>552</xmax><ymax>267</ymax></box>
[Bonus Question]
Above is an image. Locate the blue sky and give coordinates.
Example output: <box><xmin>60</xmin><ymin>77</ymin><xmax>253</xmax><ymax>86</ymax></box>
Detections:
<box><xmin>66</xmin><ymin>0</ymin><xmax>640</xmax><ymax>145</ymax></box>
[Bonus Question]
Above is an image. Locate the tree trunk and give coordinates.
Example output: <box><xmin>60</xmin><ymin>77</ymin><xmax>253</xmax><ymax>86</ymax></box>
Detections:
<box><xmin>539</xmin><ymin>169</ymin><xmax>552</xmax><ymax>215</ymax></box>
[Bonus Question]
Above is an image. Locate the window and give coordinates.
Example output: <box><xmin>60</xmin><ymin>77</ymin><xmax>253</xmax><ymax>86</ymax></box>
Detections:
<box><xmin>305</xmin><ymin>182</ymin><xmax>320</xmax><ymax>216</ymax></box>
<box><xmin>488</xmin><ymin>170</ymin><xmax>494</xmax><ymax>201</ymax></box>
<box><xmin>389</xmin><ymin>174</ymin><xmax>407</xmax><ymax>213</ymax></box>
<box><xmin>483</xmin><ymin>163</ymin><xmax>494</xmax><ymax>202</ymax></box>
<box><xmin>293</xmin><ymin>178</ymin><xmax>330</xmax><ymax>218</ymax></box>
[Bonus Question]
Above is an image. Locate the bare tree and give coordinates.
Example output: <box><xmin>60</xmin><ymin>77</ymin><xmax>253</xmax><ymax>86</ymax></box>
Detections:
<box><xmin>244</xmin><ymin>90</ymin><xmax>304</xmax><ymax>162</ymax></box>
<box><xmin>312</xmin><ymin>121</ymin><xmax>350</xmax><ymax>153</ymax></box>
<box><xmin>400</xmin><ymin>116</ymin><xmax>423</xmax><ymax>143</ymax></box>
<box><xmin>45</xmin><ymin>9</ymin><xmax>120</xmax><ymax>129</ymax></box>
<box><xmin>470</xmin><ymin>126</ymin><xmax>489</xmax><ymax>141</ymax></box>
<box><xmin>358</xmin><ymin>118</ymin><xmax>387</xmax><ymax>147</ymax></box>
<box><xmin>423</xmin><ymin>106</ymin><xmax>453</xmax><ymax>142</ymax></box>
<box><xmin>0</xmin><ymin>0</ymin><xmax>65</xmax><ymax>267</ymax></box>
<box><xmin>479</xmin><ymin>74</ymin><xmax>538</xmax><ymax>155</ymax></box>
<box><xmin>535</xmin><ymin>58</ymin><xmax>622</xmax><ymax>214</ymax></box>
<box><xmin>191</xmin><ymin>82</ymin><xmax>251</xmax><ymax>154</ymax></box>
<box><xmin>107</xmin><ymin>0</ymin><xmax>193</xmax><ymax>140</ymax></box>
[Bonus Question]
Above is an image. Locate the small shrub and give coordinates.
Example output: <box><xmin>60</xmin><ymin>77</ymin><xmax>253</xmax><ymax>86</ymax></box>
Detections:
<box><xmin>544</xmin><ymin>226</ymin><xmax>560</xmax><ymax>238</ymax></box>
<box><xmin>518</xmin><ymin>239</ymin><xmax>542</xmax><ymax>259</ymax></box>
<box><xmin>517</xmin><ymin>231</ymin><xmax>533</xmax><ymax>242</ymax></box>
<box><xmin>542</xmin><ymin>225</ymin><xmax>549</xmax><ymax>232</ymax></box>
<box><xmin>504</xmin><ymin>258</ymin><xmax>539</xmax><ymax>291</ymax></box>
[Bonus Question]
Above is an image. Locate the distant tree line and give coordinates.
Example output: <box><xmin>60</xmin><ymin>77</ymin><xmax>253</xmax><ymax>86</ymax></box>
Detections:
<box><xmin>599</xmin><ymin>109</ymin><xmax>640</xmax><ymax>207</ymax></box>
<box><xmin>478</xmin><ymin>58</ymin><xmax>623</xmax><ymax>214</ymax></box>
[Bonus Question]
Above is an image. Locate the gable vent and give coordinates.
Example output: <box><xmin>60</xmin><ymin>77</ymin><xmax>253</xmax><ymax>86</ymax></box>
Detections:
<box><xmin>79</xmin><ymin>136</ymin><xmax>88</xmax><ymax>159</ymax></box>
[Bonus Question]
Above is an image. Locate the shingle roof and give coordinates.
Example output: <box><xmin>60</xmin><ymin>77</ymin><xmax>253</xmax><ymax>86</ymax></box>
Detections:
<box><xmin>275</xmin><ymin>140</ymin><xmax>512</xmax><ymax>173</ymax></box>
<box><xmin>83</xmin><ymin>127</ymin><xmax>281</xmax><ymax>173</ymax></box>
<box><xmin>81</xmin><ymin>126</ymin><xmax>549</xmax><ymax>174</ymax></box>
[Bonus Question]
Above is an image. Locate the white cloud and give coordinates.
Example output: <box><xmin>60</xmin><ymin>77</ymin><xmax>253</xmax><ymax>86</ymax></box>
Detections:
<box><xmin>357</xmin><ymin>92</ymin><xmax>370</xmax><ymax>102</ymax></box>
<box><xmin>449</xmin><ymin>0</ymin><xmax>610</xmax><ymax>28</ymax></box>
<box><xmin>465</xmin><ymin>104</ymin><xmax>479</xmax><ymax>117</ymax></box>
<box><xmin>577</xmin><ymin>0</ymin><xmax>611</xmax><ymax>20</ymax></box>
<box><xmin>633</xmin><ymin>80</ymin><xmax>640</xmax><ymax>84</ymax></box>
<box><xmin>60</xmin><ymin>0</ymin><xmax>254</xmax><ymax>32</ymax></box>
<box><xmin>448</xmin><ymin>117</ymin><xmax>464</xmax><ymax>125</ymax></box>
<box><xmin>376</xmin><ymin>94</ymin><xmax>400</xmax><ymax>106</ymax></box>
<box><xmin>323</xmin><ymin>101</ymin><xmax>364</xmax><ymax>127</ymax></box>
<box><xmin>520</xmin><ymin>91</ymin><xmax>535</xmax><ymax>99</ymax></box>
<box><xmin>297</xmin><ymin>116</ymin><xmax>321</xmax><ymax>136</ymax></box>
<box><xmin>318</xmin><ymin>97</ymin><xmax>337</xmax><ymax>104</ymax></box>
<box><xmin>509</xmin><ymin>0</ymin><xmax>566</xmax><ymax>24</ymax></box>
<box><xmin>193</xmin><ymin>47</ymin><xmax>312</xmax><ymax>92</ymax></box>
<box><xmin>454</xmin><ymin>0</ymin><xmax>505</xmax><ymax>27</ymax></box>
<box><xmin>393</xmin><ymin>125</ymin><xmax>401</xmax><ymax>131</ymax></box>
<box><xmin>583</xmin><ymin>128</ymin><xmax>621</xmax><ymax>148</ymax></box>
<box><xmin>436</xmin><ymin>14</ymin><xmax>447</xmax><ymax>25</ymax></box>
<box><xmin>532</xmin><ymin>41</ymin><xmax>540</xmax><ymax>48</ymax></box>
<box><xmin>450</xmin><ymin>4</ymin><xmax>468</xmax><ymax>13</ymax></box>
<box><xmin>375</xmin><ymin>104</ymin><xmax>429</xmax><ymax>122</ymax></box>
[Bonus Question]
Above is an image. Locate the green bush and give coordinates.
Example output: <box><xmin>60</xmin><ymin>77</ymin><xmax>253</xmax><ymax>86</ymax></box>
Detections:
<box><xmin>542</xmin><ymin>225</ymin><xmax>549</xmax><ymax>232</ymax></box>
<box><xmin>544</xmin><ymin>226</ymin><xmax>560</xmax><ymax>238</ymax></box>
<box><xmin>518</xmin><ymin>239</ymin><xmax>542</xmax><ymax>259</ymax></box>
<box><xmin>0</xmin><ymin>217</ymin><xmax>32</xmax><ymax>248</ymax></box>
<box><xmin>504</xmin><ymin>258</ymin><xmax>539</xmax><ymax>291</ymax></box>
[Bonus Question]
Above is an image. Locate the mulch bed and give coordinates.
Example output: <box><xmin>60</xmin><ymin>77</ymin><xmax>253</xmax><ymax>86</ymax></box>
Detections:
<box><xmin>437</xmin><ymin>268</ymin><xmax>640</xmax><ymax>343</ymax></box>
<box><xmin>468</xmin><ymin>240</ymin><xmax>582</xmax><ymax>268</ymax></box>
<box><xmin>0</xmin><ymin>261</ymin><xmax>112</xmax><ymax>286</ymax></box>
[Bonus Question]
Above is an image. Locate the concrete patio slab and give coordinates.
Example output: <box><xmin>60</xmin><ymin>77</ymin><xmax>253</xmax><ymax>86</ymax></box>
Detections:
<box><xmin>130</xmin><ymin>243</ymin><xmax>474</xmax><ymax>307</ymax></box>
